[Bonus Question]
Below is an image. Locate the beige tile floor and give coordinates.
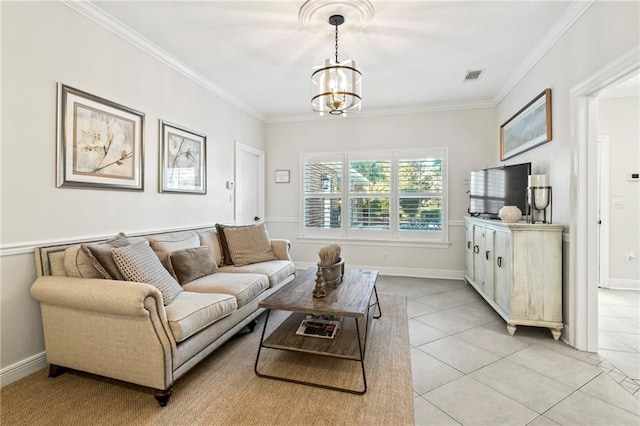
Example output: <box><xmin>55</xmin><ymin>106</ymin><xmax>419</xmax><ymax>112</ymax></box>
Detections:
<box><xmin>375</xmin><ymin>276</ymin><xmax>640</xmax><ymax>426</ymax></box>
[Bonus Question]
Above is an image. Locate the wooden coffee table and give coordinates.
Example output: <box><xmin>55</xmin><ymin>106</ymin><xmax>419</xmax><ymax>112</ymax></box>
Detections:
<box><xmin>254</xmin><ymin>267</ymin><xmax>381</xmax><ymax>394</ymax></box>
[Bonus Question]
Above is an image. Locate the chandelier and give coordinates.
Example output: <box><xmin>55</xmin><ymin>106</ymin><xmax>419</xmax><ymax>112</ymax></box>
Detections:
<box><xmin>311</xmin><ymin>14</ymin><xmax>362</xmax><ymax>116</ymax></box>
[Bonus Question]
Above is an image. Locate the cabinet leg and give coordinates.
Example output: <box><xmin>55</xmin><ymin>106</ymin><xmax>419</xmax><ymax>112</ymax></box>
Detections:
<box><xmin>550</xmin><ymin>328</ymin><xmax>562</xmax><ymax>340</ymax></box>
<box><xmin>506</xmin><ymin>324</ymin><xmax>516</xmax><ymax>336</ymax></box>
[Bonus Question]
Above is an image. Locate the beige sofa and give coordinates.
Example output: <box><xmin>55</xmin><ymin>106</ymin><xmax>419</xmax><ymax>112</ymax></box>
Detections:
<box><xmin>30</xmin><ymin>225</ymin><xmax>296</xmax><ymax>406</ymax></box>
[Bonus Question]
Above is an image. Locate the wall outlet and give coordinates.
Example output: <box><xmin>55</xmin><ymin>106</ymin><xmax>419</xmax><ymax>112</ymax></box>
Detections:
<box><xmin>382</xmin><ymin>252</ymin><xmax>388</xmax><ymax>261</ymax></box>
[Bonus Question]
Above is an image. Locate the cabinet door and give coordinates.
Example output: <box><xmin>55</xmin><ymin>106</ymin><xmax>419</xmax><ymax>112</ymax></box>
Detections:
<box><xmin>473</xmin><ymin>226</ymin><xmax>485</xmax><ymax>287</ymax></box>
<box><xmin>494</xmin><ymin>230</ymin><xmax>510</xmax><ymax>313</ymax></box>
<box><xmin>483</xmin><ymin>229</ymin><xmax>495</xmax><ymax>299</ymax></box>
<box><xmin>465</xmin><ymin>224</ymin><xmax>474</xmax><ymax>280</ymax></box>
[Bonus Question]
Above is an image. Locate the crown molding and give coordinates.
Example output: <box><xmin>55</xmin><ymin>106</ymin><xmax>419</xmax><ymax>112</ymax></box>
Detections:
<box><xmin>264</xmin><ymin>99</ymin><xmax>496</xmax><ymax>124</ymax></box>
<box><xmin>60</xmin><ymin>0</ymin><xmax>264</xmax><ymax>121</ymax></box>
<box><xmin>493</xmin><ymin>0</ymin><xmax>595</xmax><ymax>104</ymax></box>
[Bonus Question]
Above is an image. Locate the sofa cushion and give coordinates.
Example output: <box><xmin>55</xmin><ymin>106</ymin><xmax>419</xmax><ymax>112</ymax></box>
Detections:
<box><xmin>147</xmin><ymin>231</ymin><xmax>200</xmax><ymax>264</ymax></box>
<box><xmin>219</xmin><ymin>260</ymin><xmax>296</xmax><ymax>288</ymax></box>
<box><xmin>183</xmin><ymin>272</ymin><xmax>269</xmax><ymax>308</ymax></box>
<box><xmin>220</xmin><ymin>223</ymin><xmax>278</xmax><ymax>267</ymax></box>
<box><xmin>197</xmin><ymin>229</ymin><xmax>224</xmax><ymax>266</ymax></box>
<box><xmin>82</xmin><ymin>232</ymin><xmax>131</xmax><ymax>280</ymax></box>
<box><xmin>169</xmin><ymin>247</ymin><xmax>218</xmax><ymax>285</ymax></box>
<box><xmin>112</xmin><ymin>241</ymin><xmax>183</xmax><ymax>305</ymax></box>
<box><xmin>164</xmin><ymin>291</ymin><xmax>237</xmax><ymax>342</ymax></box>
<box><xmin>63</xmin><ymin>244</ymin><xmax>105</xmax><ymax>279</ymax></box>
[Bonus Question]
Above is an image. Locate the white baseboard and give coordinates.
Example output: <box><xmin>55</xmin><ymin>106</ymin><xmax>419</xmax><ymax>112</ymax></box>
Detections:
<box><xmin>602</xmin><ymin>278</ymin><xmax>640</xmax><ymax>291</ymax></box>
<box><xmin>0</xmin><ymin>352</ymin><xmax>47</xmax><ymax>387</ymax></box>
<box><xmin>294</xmin><ymin>261</ymin><xmax>466</xmax><ymax>280</ymax></box>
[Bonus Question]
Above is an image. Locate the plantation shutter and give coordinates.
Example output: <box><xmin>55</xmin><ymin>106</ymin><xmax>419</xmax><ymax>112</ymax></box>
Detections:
<box><xmin>302</xmin><ymin>157</ymin><xmax>343</xmax><ymax>232</ymax></box>
<box><xmin>398</xmin><ymin>156</ymin><xmax>443</xmax><ymax>231</ymax></box>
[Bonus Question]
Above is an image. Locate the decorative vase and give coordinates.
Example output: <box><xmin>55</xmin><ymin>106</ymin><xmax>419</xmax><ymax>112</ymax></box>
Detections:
<box><xmin>498</xmin><ymin>205</ymin><xmax>522</xmax><ymax>223</ymax></box>
<box><xmin>317</xmin><ymin>258</ymin><xmax>344</xmax><ymax>288</ymax></box>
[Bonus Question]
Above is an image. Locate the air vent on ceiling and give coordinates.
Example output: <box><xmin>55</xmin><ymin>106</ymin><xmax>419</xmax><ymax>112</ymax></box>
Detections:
<box><xmin>464</xmin><ymin>70</ymin><xmax>483</xmax><ymax>81</ymax></box>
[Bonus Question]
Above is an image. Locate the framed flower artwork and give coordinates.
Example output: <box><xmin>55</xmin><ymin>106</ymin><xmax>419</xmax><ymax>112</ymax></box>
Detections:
<box><xmin>159</xmin><ymin>120</ymin><xmax>207</xmax><ymax>194</ymax></box>
<box><xmin>56</xmin><ymin>83</ymin><xmax>144</xmax><ymax>190</ymax></box>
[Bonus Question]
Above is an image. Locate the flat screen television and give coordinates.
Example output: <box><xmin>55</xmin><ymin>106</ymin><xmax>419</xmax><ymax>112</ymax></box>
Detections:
<box><xmin>468</xmin><ymin>162</ymin><xmax>531</xmax><ymax>218</ymax></box>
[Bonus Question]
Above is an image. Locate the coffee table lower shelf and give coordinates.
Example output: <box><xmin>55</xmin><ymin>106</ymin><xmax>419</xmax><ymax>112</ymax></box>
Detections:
<box><xmin>254</xmin><ymin>307</ymin><xmax>379</xmax><ymax>394</ymax></box>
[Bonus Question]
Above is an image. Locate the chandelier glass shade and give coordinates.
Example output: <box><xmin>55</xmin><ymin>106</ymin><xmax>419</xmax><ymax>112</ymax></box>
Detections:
<box><xmin>311</xmin><ymin>15</ymin><xmax>362</xmax><ymax>116</ymax></box>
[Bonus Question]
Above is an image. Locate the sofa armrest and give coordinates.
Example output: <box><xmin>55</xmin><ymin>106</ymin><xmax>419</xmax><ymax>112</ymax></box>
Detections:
<box><xmin>31</xmin><ymin>276</ymin><xmax>176</xmax><ymax>391</ymax></box>
<box><xmin>270</xmin><ymin>239</ymin><xmax>292</xmax><ymax>261</ymax></box>
<box><xmin>31</xmin><ymin>276</ymin><xmax>165</xmax><ymax>318</ymax></box>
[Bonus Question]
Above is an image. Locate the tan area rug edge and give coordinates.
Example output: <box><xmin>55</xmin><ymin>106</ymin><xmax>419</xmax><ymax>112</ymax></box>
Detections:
<box><xmin>1</xmin><ymin>293</ymin><xmax>413</xmax><ymax>426</ymax></box>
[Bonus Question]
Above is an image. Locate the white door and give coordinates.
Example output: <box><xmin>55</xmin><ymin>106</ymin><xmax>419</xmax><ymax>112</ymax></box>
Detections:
<box><xmin>234</xmin><ymin>142</ymin><xmax>264</xmax><ymax>226</ymax></box>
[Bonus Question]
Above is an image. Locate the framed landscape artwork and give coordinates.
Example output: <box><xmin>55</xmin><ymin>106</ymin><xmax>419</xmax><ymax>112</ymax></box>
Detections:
<box><xmin>57</xmin><ymin>83</ymin><xmax>144</xmax><ymax>190</ymax></box>
<box><xmin>500</xmin><ymin>88</ymin><xmax>552</xmax><ymax>161</ymax></box>
<box><xmin>159</xmin><ymin>120</ymin><xmax>207</xmax><ymax>194</ymax></box>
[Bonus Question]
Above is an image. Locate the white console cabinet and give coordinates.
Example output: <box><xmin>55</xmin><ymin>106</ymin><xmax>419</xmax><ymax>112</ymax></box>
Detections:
<box><xmin>464</xmin><ymin>217</ymin><xmax>563</xmax><ymax>340</ymax></box>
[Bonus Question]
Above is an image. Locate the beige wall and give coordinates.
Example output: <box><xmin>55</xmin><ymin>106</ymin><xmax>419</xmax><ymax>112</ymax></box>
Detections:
<box><xmin>0</xmin><ymin>2</ymin><xmax>263</xmax><ymax>380</ymax></box>
<box><xmin>599</xmin><ymin>96</ymin><xmax>640</xmax><ymax>286</ymax></box>
<box><xmin>265</xmin><ymin>108</ymin><xmax>497</xmax><ymax>275</ymax></box>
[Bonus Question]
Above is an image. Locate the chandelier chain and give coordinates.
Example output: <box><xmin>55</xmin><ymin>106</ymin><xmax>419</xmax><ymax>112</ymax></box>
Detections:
<box><xmin>334</xmin><ymin>23</ymin><xmax>339</xmax><ymax>63</ymax></box>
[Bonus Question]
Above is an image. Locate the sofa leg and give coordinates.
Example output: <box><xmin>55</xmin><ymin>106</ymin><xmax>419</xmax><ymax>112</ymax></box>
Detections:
<box><xmin>154</xmin><ymin>387</ymin><xmax>172</xmax><ymax>407</ymax></box>
<box><xmin>246</xmin><ymin>319</ymin><xmax>258</xmax><ymax>333</ymax></box>
<box><xmin>48</xmin><ymin>364</ymin><xmax>66</xmax><ymax>377</ymax></box>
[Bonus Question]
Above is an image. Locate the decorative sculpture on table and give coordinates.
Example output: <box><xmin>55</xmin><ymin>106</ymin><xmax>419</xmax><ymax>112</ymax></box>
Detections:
<box><xmin>313</xmin><ymin>244</ymin><xmax>344</xmax><ymax>297</ymax></box>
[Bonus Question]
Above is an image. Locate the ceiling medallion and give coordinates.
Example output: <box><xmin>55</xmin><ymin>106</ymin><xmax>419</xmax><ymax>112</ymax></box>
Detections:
<box><xmin>299</xmin><ymin>0</ymin><xmax>374</xmax><ymax>35</ymax></box>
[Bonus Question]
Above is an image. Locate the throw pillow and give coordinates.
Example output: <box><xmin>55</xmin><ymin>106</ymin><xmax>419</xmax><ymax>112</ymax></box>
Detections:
<box><xmin>168</xmin><ymin>247</ymin><xmax>218</xmax><ymax>285</ymax></box>
<box><xmin>222</xmin><ymin>223</ymin><xmax>278</xmax><ymax>267</ymax></box>
<box><xmin>215</xmin><ymin>223</ymin><xmax>253</xmax><ymax>265</ymax></box>
<box><xmin>148</xmin><ymin>232</ymin><xmax>201</xmax><ymax>265</ymax></box>
<box><xmin>82</xmin><ymin>232</ymin><xmax>131</xmax><ymax>280</ymax></box>
<box><xmin>197</xmin><ymin>229</ymin><xmax>224</xmax><ymax>266</ymax></box>
<box><xmin>62</xmin><ymin>244</ymin><xmax>105</xmax><ymax>279</ymax></box>
<box><xmin>112</xmin><ymin>241</ymin><xmax>182</xmax><ymax>305</ymax></box>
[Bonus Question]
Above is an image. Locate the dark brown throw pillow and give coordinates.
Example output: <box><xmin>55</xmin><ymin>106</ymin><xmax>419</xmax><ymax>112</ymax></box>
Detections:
<box><xmin>81</xmin><ymin>232</ymin><xmax>131</xmax><ymax>280</ymax></box>
<box><xmin>168</xmin><ymin>247</ymin><xmax>218</xmax><ymax>285</ymax></box>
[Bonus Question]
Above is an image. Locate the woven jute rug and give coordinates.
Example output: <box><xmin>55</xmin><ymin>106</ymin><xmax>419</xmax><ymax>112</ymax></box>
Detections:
<box><xmin>1</xmin><ymin>293</ymin><xmax>413</xmax><ymax>425</ymax></box>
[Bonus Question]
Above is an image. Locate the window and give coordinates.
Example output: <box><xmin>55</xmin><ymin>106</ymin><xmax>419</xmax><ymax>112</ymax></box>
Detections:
<box><xmin>301</xmin><ymin>149</ymin><xmax>447</xmax><ymax>242</ymax></box>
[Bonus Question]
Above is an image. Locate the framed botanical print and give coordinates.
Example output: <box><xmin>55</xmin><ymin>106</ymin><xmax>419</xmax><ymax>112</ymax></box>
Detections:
<box><xmin>57</xmin><ymin>83</ymin><xmax>144</xmax><ymax>190</ymax></box>
<box><xmin>159</xmin><ymin>120</ymin><xmax>206</xmax><ymax>194</ymax></box>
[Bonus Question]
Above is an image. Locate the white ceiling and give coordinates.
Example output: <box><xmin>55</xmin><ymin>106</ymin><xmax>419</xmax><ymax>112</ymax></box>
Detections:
<box><xmin>84</xmin><ymin>1</ymin><xmax>581</xmax><ymax>121</ymax></box>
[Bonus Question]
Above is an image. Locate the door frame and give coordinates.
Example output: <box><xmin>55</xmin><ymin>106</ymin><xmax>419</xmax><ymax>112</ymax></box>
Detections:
<box><xmin>597</xmin><ymin>135</ymin><xmax>610</xmax><ymax>289</ymax></box>
<box><xmin>569</xmin><ymin>46</ymin><xmax>639</xmax><ymax>352</ymax></box>
<box><xmin>234</xmin><ymin>141</ymin><xmax>265</xmax><ymax>225</ymax></box>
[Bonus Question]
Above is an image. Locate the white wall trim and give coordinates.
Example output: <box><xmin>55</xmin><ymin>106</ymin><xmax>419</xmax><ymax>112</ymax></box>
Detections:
<box><xmin>60</xmin><ymin>0</ymin><xmax>263</xmax><ymax>121</ymax></box>
<box><xmin>606</xmin><ymin>279</ymin><xmax>640</xmax><ymax>291</ymax></box>
<box><xmin>0</xmin><ymin>223</ymin><xmax>230</xmax><ymax>258</ymax></box>
<box><xmin>265</xmin><ymin>100</ymin><xmax>496</xmax><ymax>124</ymax></box>
<box><xmin>0</xmin><ymin>352</ymin><xmax>47</xmax><ymax>387</ymax></box>
<box><xmin>294</xmin><ymin>262</ymin><xmax>465</xmax><ymax>281</ymax></box>
<box><xmin>493</xmin><ymin>0</ymin><xmax>595</xmax><ymax>104</ymax></box>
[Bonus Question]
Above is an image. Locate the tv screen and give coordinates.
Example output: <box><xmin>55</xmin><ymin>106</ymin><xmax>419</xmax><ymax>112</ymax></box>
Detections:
<box><xmin>468</xmin><ymin>163</ymin><xmax>531</xmax><ymax>218</ymax></box>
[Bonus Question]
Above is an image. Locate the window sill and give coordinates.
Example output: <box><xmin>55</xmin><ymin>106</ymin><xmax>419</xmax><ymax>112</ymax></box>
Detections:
<box><xmin>297</xmin><ymin>236</ymin><xmax>452</xmax><ymax>249</ymax></box>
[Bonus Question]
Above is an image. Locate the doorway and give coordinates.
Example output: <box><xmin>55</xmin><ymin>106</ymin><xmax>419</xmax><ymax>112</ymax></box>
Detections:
<box><xmin>234</xmin><ymin>142</ymin><xmax>265</xmax><ymax>226</ymax></box>
<box><xmin>571</xmin><ymin>48</ymin><xmax>639</xmax><ymax>353</ymax></box>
